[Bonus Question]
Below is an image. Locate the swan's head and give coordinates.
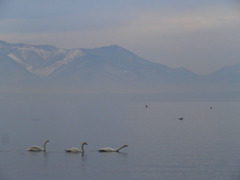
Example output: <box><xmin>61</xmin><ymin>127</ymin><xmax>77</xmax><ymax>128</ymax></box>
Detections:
<box><xmin>45</xmin><ymin>139</ymin><xmax>50</xmax><ymax>143</ymax></box>
<box><xmin>82</xmin><ymin>142</ymin><xmax>88</xmax><ymax>146</ymax></box>
<box><xmin>123</xmin><ymin>145</ymin><xmax>128</xmax><ymax>148</ymax></box>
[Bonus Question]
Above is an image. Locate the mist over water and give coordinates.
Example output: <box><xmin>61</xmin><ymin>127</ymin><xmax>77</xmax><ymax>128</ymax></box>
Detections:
<box><xmin>0</xmin><ymin>93</ymin><xmax>240</xmax><ymax>180</ymax></box>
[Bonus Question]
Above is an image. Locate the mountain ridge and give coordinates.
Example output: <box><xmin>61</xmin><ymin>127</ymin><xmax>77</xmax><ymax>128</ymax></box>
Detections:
<box><xmin>0</xmin><ymin>40</ymin><xmax>239</xmax><ymax>93</ymax></box>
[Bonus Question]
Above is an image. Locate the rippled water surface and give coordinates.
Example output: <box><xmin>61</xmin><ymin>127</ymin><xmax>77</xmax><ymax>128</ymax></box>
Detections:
<box><xmin>0</xmin><ymin>93</ymin><xmax>240</xmax><ymax>180</ymax></box>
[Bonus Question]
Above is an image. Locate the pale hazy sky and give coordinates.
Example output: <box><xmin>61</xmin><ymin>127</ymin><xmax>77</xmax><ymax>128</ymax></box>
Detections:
<box><xmin>0</xmin><ymin>0</ymin><xmax>239</xmax><ymax>74</ymax></box>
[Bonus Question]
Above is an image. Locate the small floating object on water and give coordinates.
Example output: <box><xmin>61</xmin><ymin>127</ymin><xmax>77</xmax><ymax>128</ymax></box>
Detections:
<box><xmin>179</xmin><ymin>117</ymin><xmax>183</xmax><ymax>120</ymax></box>
<box><xmin>210</xmin><ymin>107</ymin><xmax>213</xmax><ymax>109</ymax></box>
<box><xmin>145</xmin><ymin>104</ymin><xmax>148</xmax><ymax>108</ymax></box>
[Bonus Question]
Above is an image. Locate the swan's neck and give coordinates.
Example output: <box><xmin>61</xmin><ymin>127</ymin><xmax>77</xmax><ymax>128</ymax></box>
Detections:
<box><xmin>116</xmin><ymin>145</ymin><xmax>126</xmax><ymax>152</ymax></box>
<box><xmin>81</xmin><ymin>144</ymin><xmax>85</xmax><ymax>153</ymax></box>
<box><xmin>43</xmin><ymin>141</ymin><xmax>48</xmax><ymax>151</ymax></box>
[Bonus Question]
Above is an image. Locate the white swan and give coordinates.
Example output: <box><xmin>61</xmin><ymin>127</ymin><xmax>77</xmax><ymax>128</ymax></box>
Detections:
<box><xmin>65</xmin><ymin>142</ymin><xmax>88</xmax><ymax>153</ymax></box>
<box><xmin>27</xmin><ymin>139</ymin><xmax>50</xmax><ymax>152</ymax></box>
<box><xmin>98</xmin><ymin>144</ymin><xmax>128</xmax><ymax>152</ymax></box>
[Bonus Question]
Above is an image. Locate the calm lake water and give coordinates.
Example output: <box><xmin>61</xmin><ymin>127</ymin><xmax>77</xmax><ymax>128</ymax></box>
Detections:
<box><xmin>0</xmin><ymin>93</ymin><xmax>240</xmax><ymax>180</ymax></box>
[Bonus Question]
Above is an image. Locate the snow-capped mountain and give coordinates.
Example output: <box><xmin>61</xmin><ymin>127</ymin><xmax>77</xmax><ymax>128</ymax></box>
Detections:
<box><xmin>1</xmin><ymin>40</ymin><xmax>84</xmax><ymax>77</ymax></box>
<box><xmin>0</xmin><ymin>40</ymin><xmax>239</xmax><ymax>93</ymax></box>
<box><xmin>0</xmin><ymin>40</ymin><xmax>197</xmax><ymax>81</ymax></box>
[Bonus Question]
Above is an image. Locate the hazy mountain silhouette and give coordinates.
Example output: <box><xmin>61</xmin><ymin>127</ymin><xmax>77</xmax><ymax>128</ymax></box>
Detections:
<box><xmin>0</xmin><ymin>40</ymin><xmax>239</xmax><ymax>93</ymax></box>
<box><xmin>207</xmin><ymin>63</ymin><xmax>240</xmax><ymax>83</ymax></box>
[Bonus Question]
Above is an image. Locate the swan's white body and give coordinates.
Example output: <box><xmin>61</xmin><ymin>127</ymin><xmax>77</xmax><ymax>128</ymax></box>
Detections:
<box><xmin>27</xmin><ymin>139</ymin><xmax>50</xmax><ymax>152</ymax></box>
<box><xmin>65</xmin><ymin>142</ymin><xmax>88</xmax><ymax>153</ymax></box>
<box><xmin>98</xmin><ymin>145</ymin><xmax>128</xmax><ymax>152</ymax></box>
